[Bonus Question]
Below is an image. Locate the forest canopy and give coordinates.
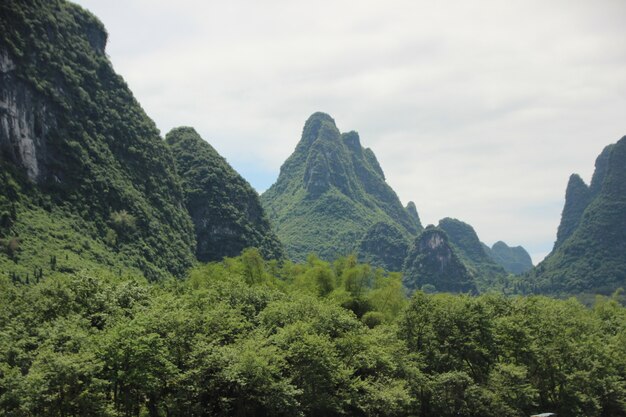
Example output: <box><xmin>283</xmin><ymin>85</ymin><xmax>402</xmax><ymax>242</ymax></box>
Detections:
<box><xmin>1</xmin><ymin>250</ymin><xmax>625</xmax><ymax>417</ymax></box>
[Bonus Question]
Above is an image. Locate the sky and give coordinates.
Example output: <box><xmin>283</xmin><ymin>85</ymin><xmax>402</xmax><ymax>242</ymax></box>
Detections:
<box><xmin>73</xmin><ymin>0</ymin><xmax>626</xmax><ymax>264</ymax></box>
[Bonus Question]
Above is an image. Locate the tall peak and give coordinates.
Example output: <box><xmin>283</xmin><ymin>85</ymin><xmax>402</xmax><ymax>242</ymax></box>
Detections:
<box><xmin>590</xmin><ymin>144</ymin><xmax>615</xmax><ymax>192</ymax></box>
<box><xmin>291</xmin><ymin>112</ymin><xmax>340</xmax><ymax>158</ymax></box>
<box><xmin>554</xmin><ymin>173</ymin><xmax>591</xmax><ymax>249</ymax></box>
<box><xmin>261</xmin><ymin>113</ymin><xmax>418</xmax><ymax>265</ymax></box>
<box><xmin>405</xmin><ymin>201</ymin><xmax>423</xmax><ymax>230</ymax></box>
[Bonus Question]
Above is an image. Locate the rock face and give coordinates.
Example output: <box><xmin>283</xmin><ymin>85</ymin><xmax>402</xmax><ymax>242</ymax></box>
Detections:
<box><xmin>438</xmin><ymin>218</ymin><xmax>507</xmax><ymax>289</ymax></box>
<box><xmin>531</xmin><ymin>138</ymin><xmax>626</xmax><ymax>294</ymax></box>
<box><xmin>403</xmin><ymin>227</ymin><xmax>477</xmax><ymax>294</ymax></box>
<box><xmin>0</xmin><ymin>1</ymin><xmax>196</xmax><ymax>279</ymax></box>
<box><xmin>166</xmin><ymin>127</ymin><xmax>283</xmax><ymax>262</ymax></box>
<box><xmin>0</xmin><ymin>46</ymin><xmax>51</xmax><ymax>181</ymax></box>
<box><xmin>484</xmin><ymin>241</ymin><xmax>533</xmax><ymax>275</ymax></box>
<box><xmin>261</xmin><ymin>112</ymin><xmax>419</xmax><ymax>266</ymax></box>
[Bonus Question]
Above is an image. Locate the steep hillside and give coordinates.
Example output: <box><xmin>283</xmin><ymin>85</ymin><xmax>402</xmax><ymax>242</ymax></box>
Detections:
<box><xmin>166</xmin><ymin>127</ymin><xmax>283</xmax><ymax>262</ymax></box>
<box><xmin>532</xmin><ymin>138</ymin><xmax>626</xmax><ymax>295</ymax></box>
<box><xmin>0</xmin><ymin>0</ymin><xmax>195</xmax><ymax>280</ymax></box>
<box><xmin>484</xmin><ymin>241</ymin><xmax>533</xmax><ymax>275</ymax></box>
<box><xmin>405</xmin><ymin>201</ymin><xmax>423</xmax><ymax>230</ymax></box>
<box><xmin>261</xmin><ymin>112</ymin><xmax>420</xmax><ymax>265</ymax></box>
<box><xmin>438</xmin><ymin>218</ymin><xmax>507</xmax><ymax>290</ymax></box>
<box><xmin>403</xmin><ymin>226</ymin><xmax>477</xmax><ymax>294</ymax></box>
<box><xmin>357</xmin><ymin>221</ymin><xmax>409</xmax><ymax>271</ymax></box>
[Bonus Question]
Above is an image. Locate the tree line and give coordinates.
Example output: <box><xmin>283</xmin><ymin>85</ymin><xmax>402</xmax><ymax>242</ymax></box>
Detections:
<box><xmin>0</xmin><ymin>249</ymin><xmax>624</xmax><ymax>417</ymax></box>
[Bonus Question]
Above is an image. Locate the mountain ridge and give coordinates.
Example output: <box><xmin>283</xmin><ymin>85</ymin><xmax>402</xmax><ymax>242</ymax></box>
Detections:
<box><xmin>531</xmin><ymin>137</ymin><xmax>626</xmax><ymax>295</ymax></box>
<box><xmin>261</xmin><ymin>112</ymin><xmax>420</xmax><ymax>267</ymax></box>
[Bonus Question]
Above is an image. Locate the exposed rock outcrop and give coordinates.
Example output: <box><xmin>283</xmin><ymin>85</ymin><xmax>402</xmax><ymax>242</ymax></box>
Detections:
<box><xmin>403</xmin><ymin>226</ymin><xmax>477</xmax><ymax>294</ymax></box>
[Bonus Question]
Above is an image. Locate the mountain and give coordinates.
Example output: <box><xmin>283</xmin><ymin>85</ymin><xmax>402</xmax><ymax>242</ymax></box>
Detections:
<box><xmin>483</xmin><ymin>241</ymin><xmax>533</xmax><ymax>275</ymax></box>
<box><xmin>261</xmin><ymin>112</ymin><xmax>420</xmax><ymax>266</ymax></box>
<box><xmin>531</xmin><ymin>138</ymin><xmax>626</xmax><ymax>295</ymax></box>
<box><xmin>0</xmin><ymin>0</ymin><xmax>197</xmax><ymax>280</ymax></box>
<box><xmin>165</xmin><ymin>127</ymin><xmax>283</xmax><ymax>262</ymax></box>
<box><xmin>402</xmin><ymin>226</ymin><xmax>477</xmax><ymax>294</ymax></box>
<box><xmin>553</xmin><ymin>174</ymin><xmax>593</xmax><ymax>249</ymax></box>
<box><xmin>437</xmin><ymin>218</ymin><xmax>507</xmax><ymax>290</ymax></box>
<box><xmin>357</xmin><ymin>221</ymin><xmax>409</xmax><ymax>271</ymax></box>
<box><xmin>405</xmin><ymin>201</ymin><xmax>423</xmax><ymax>230</ymax></box>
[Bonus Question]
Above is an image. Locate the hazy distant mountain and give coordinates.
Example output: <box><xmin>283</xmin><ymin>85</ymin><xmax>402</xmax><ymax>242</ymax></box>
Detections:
<box><xmin>166</xmin><ymin>127</ymin><xmax>283</xmax><ymax>262</ymax></box>
<box><xmin>531</xmin><ymin>137</ymin><xmax>626</xmax><ymax>295</ymax></box>
<box><xmin>261</xmin><ymin>112</ymin><xmax>420</xmax><ymax>268</ymax></box>
<box><xmin>483</xmin><ymin>241</ymin><xmax>533</xmax><ymax>275</ymax></box>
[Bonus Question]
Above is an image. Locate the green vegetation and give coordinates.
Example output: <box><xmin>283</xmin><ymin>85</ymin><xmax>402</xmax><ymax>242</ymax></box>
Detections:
<box><xmin>438</xmin><ymin>218</ymin><xmax>508</xmax><ymax>291</ymax></box>
<box><xmin>405</xmin><ymin>201</ymin><xmax>423</xmax><ymax>230</ymax></box>
<box><xmin>403</xmin><ymin>226</ymin><xmax>478</xmax><ymax>294</ymax></box>
<box><xmin>1</xmin><ymin>251</ymin><xmax>625</xmax><ymax>417</ymax></box>
<box><xmin>358</xmin><ymin>222</ymin><xmax>409</xmax><ymax>272</ymax></box>
<box><xmin>3</xmin><ymin>1</ymin><xmax>626</xmax><ymax>415</ymax></box>
<box><xmin>165</xmin><ymin>127</ymin><xmax>283</xmax><ymax>262</ymax></box>
<box><xmin>261</xmin><ymin>113</ymin><xmax>420</xmax><ymax>267</ymax></box>
<box><xmin>531</xmin><ymin>138</ymin><xmax>626</xmax><ymax>295</ymax></box>
<box><xmin>0</xmin><ymin>0</ymin><xmax>195</xmax><ymax>280</ymax></box>
<box><xmin>554</xmin><ymin>174</ymin><xmax>593</xmax><ymax>249</ymax></box>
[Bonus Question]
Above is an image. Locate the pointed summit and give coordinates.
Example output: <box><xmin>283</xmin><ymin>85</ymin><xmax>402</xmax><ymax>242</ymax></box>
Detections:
<box><xmin>166</xmin><ymin>127</ymin><xmax>283</xmax><ymax>262</ymax></box>
<box><xmin>590</xmin><ymin>144</ymin><xmax>615</xmax><ymax>193</ymax></box>
<box><xmin>532</xmin><ymin>136</ymin><xmax>626</xmax><ymax>294</ymax></box>
<box><xmin>261</xmin><ymin>113</ymin><xmax>419</xmax><ymax>265</ymax></box>
<box><xmin>405</xmin><ymin>201</ymin><xmax>423</xmax><ymax>231</ymax></box>
<box><xmin>554</xmin><ymin>174</ymin><xmax>591</xmax><ymax>249</ymax></box>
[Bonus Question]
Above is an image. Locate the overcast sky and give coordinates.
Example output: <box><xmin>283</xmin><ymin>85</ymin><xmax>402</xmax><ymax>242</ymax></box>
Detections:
<box><xmin>73</xmin><ymin>0</ymin><xmax>626</xmax><ymax>263</ymax></box>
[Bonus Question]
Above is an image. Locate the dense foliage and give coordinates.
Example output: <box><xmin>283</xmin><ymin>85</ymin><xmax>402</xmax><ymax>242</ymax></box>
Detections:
<box><xmin>0</xmin><ymin>0</ymin><xmax>195</xmax><ymax>280</ymax></box>
<box><xmin>165</xmin><ymin>127</ymin><xmax>283</xmax><ymax>262</ymax></box>
<box><xmin>531</xmin><ymin>138</ymin><xmax>626</xmax><ymax>295</ymax></box>
<box><xmin>2</xmin><ymin>2</ymin><xmax>625</xmax><ymax>416</ymax></box>
<box><xmin>261</xmin><ymin>113</ymin><xmax>420</xmax><ymax>267</ymax></box>
<box><xmin>358</xmin><ymin>222</ymin><xmax>409</xmax><ymax>272</ymax></box>
<box><xmin>1</xmin><ymin>251</ymin><xmax>625</xmax><ymax>417</ymax></box>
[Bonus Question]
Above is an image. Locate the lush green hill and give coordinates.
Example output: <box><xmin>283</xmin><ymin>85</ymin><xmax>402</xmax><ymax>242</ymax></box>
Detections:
<box><xmin>0</xmin><ymin>0</ymin><xmax>195</xmax><ymax>279</ymax></box>
<box><xmin>438</xmin><ymin>218</ymin><xmax>507</xmax><ymax>291</ymax></box>
<box><xmin>357</xmin><ymin>221</ymin><xmax>409</xmax><ymax>272</ymax></box>
<box><xmin>0</xmin><ymin>0</ymin><xmax>197</xmax><ymax>280</ymax></box>
<box><xmin>165</xmin><ymin>127</ymin><xmax>283</xmax><ymax>262</ymax></box>
<box><xmin>530</xmin><ymin>137</ymin><xmax>626</xmax><ymax>295</ymax></box>
<box><xmin>403</xmin><ymin>226</ymin><xmax>478</xmax><ymax>294</ymax></box>
<box><xmin>261</xmin><ymin>112</ymin><xmax>420</xmax><ymax>266</ymax></box>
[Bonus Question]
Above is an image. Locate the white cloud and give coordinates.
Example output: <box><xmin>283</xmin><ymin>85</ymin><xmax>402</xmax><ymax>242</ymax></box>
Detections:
<box><xmin>73</xmin><ymin>0</ymin><xmax>626</xmax><ymax>264</ymax></box>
